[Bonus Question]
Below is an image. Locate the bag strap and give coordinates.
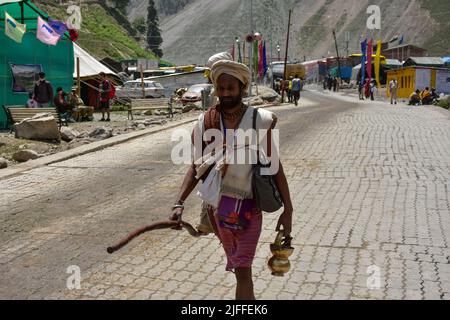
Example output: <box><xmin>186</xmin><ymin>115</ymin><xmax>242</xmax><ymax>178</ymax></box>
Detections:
<box><xmin>253</xmin><ymin>108</ymin><xmax>259</xmax><ymax>165</ymax></box>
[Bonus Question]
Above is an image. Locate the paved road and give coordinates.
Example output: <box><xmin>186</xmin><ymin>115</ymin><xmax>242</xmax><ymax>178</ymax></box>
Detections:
<box><xmin>1</xmin><ymin>91</ymin><xmax>450</xmax><ymax>300</ymax></box>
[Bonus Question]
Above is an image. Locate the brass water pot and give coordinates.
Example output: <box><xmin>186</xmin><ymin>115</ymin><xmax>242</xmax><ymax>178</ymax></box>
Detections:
<box><xmin>268</xmin><ymin>230</ymin><xmax>294</xmax><ymax>277</ymax></box>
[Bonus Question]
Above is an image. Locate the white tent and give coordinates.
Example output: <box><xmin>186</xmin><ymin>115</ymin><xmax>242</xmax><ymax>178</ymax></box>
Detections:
<box><xmin>73</xmin><ymin>43</ymin><xmax>116</xmax><ymax>79</ymax></box>
<box><xmin>351</xmin><ymin>64</ymin><xmax>361</xmax><ymax>82</ymax></box>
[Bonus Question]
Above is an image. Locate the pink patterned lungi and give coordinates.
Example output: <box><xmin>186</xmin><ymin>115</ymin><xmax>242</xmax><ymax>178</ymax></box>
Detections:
<box><xmin>208</xmin><ymin>202</ymin><xmax>262</xmax><ymax>272</ymax></box>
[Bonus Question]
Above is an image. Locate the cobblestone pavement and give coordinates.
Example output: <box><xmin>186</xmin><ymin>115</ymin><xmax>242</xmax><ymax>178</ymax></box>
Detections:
<box><xmin>1</xmin><ymin>91</ymin><xmax>449</xmax><ymax>300</ymax></box>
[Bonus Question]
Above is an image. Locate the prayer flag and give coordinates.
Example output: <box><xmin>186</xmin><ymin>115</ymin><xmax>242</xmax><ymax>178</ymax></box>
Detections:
<box><xmin>360</xmin><ymin>39</ymin><xmax>367</xmax><ymax>86</ymax></box>
<box><xmin>37</xmin><ymin>16</ymin><xmax>60</xmax><ymax>46</ymax></box>
<box><xmin>4</xmin><ymin>11</ymin><xmax>26</xmax><ymax>43</ymax></box>
<box><xmin>367</xmin><ymin>39</ymin><xmax>373</xmax><ymax>82</ymax></box>
<box><xmin>48</xmin><ymin>18</ymin><xmax>68</xmax><ymax>36</ymax></box>
<box><xmin>375</xmin><ymin>39</ymin><xmax>382</xmax><ymax>88</ymax></box>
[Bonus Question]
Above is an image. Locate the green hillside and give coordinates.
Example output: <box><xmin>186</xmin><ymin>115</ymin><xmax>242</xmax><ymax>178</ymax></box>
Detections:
<box><xmin>35</xmin><ymin>0</ymin><xmax>162</xmax><ymax>62</ymax></box>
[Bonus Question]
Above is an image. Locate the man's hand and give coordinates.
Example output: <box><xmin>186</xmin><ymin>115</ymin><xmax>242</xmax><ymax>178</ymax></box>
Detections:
<box><xmin>169</xmin><ymin>206</ymin><xmax>183</xmax><ymax>230</ymax></box>
<box><xmin>276</xmin><ymin>207</ymin><xmax>292</xmax><ymax>237</ymax></box>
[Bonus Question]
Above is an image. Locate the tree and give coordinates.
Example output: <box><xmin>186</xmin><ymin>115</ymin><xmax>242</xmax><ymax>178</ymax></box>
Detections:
<box><xmin>147</xmin><ymin>0</ymin><xmax>163</xmax><ymax>58</ymax></box>
<box><xmin>133</xmin><ymin>16</ymin><xmax>147</xmax><ymax>34</ymax></box>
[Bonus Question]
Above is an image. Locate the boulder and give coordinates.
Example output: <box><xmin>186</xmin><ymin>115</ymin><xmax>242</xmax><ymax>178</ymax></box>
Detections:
<box><xmin>88</xmin><ymin>127</ymin><xmax>113</xmax><ymax>140</ymax></box>
<box><xmin>60</xmin><ymin>127</ymin><xmax>80</xmax><ymax>142</ymax></box>
<box><xmin>14</xmin><ymin>113</ymin><xmax>60</xmax><ymax>141</ymax></box>
<box><xmin>0</xmin><ymin>141</ymin><xmax>6</xmax><ymax>147</ymax></box>
<box><xmin>137</xmin><ymin>124</ymin><xmax>146</xmax><ymax>130</ymax></box>
<box><xmin>247</xmin><ymin>96</ymin><xmax>265</xmax><ymax>106</ymax></box>
<box><xmin>132</xmin><ymin>120</ymin><xmax>147</xmax><ymax>127</ymax></box>
<box><xmin>12</xmin><ymin>149</ymin><xmax>39</xmax><ymax>162</ymax></box>
<box><xmin>0</xmin><ymin>157</ymin><xmax>7</xmax><ymax>169</ymax></box>
<box><xmin>143</xmin><ymin>109</ymin><xmax>153</xmax><ymax>116</ymax></box>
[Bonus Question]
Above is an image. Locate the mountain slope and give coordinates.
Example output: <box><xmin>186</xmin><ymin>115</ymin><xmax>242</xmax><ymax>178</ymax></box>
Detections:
<box><xmin>128</xmin><ymin>0</ymin><xmax>450</xmax><ymax>65</ymax></box>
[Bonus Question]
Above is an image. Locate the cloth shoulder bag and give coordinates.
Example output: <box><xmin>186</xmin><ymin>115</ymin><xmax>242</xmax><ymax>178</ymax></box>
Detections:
<box><xmin>252</xmin><ymin>108</ymin><xmax>283</xmax><ymax>213</ymax></box>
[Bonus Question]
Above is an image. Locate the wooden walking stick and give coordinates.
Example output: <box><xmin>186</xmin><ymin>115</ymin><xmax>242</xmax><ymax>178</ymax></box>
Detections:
<box><xmin>107</xmin><ymin>219</ymin><xmax>202</xmax><ymax>254</ymax></box>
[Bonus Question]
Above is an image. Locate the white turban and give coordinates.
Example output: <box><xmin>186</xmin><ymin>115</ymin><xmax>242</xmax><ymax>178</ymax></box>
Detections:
<box><xmin>206</xmin><ymin>52</ymin><xmax>233</xmax><ymax>68</ymax></box>
<box><xmin>210</xmin><ymin>60</ymin><xmax>251</xmax><ymax>92</ymax></box>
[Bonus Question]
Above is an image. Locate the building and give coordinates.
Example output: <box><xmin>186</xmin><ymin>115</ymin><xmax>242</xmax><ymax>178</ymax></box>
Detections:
<box><xmin>386</xmin><ymin>66</ymin><xmax>450</xmax><ymax>99</ymax></box>
<box><xmin>403</xmin><ymin>57</ymin><xmax>445</xmax><ymax>68</ymax></box>
<box><xmin>0</xmin><ymin>0</ymin><xmax>74</xmax><ymax>129</ymax></box>
<box><xmin>382</xmin><ymin>44</ymin><xmax>427</xmax><ymax>62</ymax></box>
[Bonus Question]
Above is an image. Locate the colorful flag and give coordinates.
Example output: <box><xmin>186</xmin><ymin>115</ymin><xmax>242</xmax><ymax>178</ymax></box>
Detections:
<box><xmin>69</xmin><ymin>28</ymin><xmax>79</xmax><ymax>42</ymax></box>
<box><xmin>37</xmin><ymin>16</ymin><xmax>60</xmax><ymax>46</ymax></box>
<box><xmin>375</xmin><ymin>39</ymin><xmax>382</xmax><ymax>88</ymax></box>
<box><xmin>258</xmin><ymin>41</ymin><xmax>264</xmax><ymax>77</ymax></box>
<box><xmin>263</xmin><ymin>41</ymin><xmax>268</xmax><ymax>76</ymax></box>
<box><xmin>399</xmin><ymin>35</ymin><xmax>404</xmax><ymax>45</ymax></box>
<box><xmin>4</xmin><ymin>11</ymin><xmax>26</xmax><ymax>43</ymax></box>
<box><xmin>360</xmin><ymin>39</ymin><xmax>367</xmax><ymax>86</ymax></box>
<box><xmin>48</xmin><ymin>18</ymin><xmax>68</xmax><ymax>36</ymax></box>
<box><xmin>367</xmin><ymin>39</ymin><xmax>373</xmax><ymax>82</ymax></box>
<box><xmin>253</xmin><ymin>40</ymin><xmax>259</xmax><ymax>75</ymax></box>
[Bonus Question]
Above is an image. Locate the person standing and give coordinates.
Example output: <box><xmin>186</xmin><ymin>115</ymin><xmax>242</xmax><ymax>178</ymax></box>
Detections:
<box><xmin>291</xmin><ymin>75</ymin><xmax>302</xmax><ymax>106</ymax></box>
<box><xmin>33</xmin><ymin>72</ymin><xmax>53</xmax><ymax>108</ymax></box>
<box><xmin>358</xmin><ymin>82</ymin><xmax>365</xmax><ymax>100</ymax></box>
<box><xmin>99</xmin><ymin>72</ymin><xmax>111</xmax><ymax>122</ymax></box>
<box><xmin>370</xmin><ymin>81</ymin><xmax>376</xmax><ymax>101</ymax></box>
<box><xmin>26</xmin><ymin>92</ymin><xmax>38</xmax><ymax>108</ymax></box>
<box><xmin>389</xmin><ymin>79</ymin><xmax>398</xmax><ymax>105</ymax></box>
<box><xmin>287</xmin><ymin>77</ymin><xmax>293</xmax><ymax>103</ymax></box>
<box><xmin>170</xmin><ymin>60</ymin><xmax>293</xmax><ymax>300</ymax></box>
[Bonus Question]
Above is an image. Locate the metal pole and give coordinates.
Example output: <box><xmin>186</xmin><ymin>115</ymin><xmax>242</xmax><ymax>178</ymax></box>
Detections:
<box><xmin>249</xmin><ymin>0</ymin><xmax>253</xmax><ymax>97</ymax></box>
<box><xmin>332</xmin><ymin>30</ymin><xmax>341</xmax><ymax>79</ymax></box>
<box><xmin>77</xmin><ymin>57</ymin><xmax>81</xmax><ymax>97</ymax></box>
<box><xmin>140</xmin><ymin>66</ymin><xmax>145</xmax><ymax>99</ymax></box>
<box><xmin>281</xmin><ymin>9</ymin><xmax>291</xmax><ymax>103</ymax></box>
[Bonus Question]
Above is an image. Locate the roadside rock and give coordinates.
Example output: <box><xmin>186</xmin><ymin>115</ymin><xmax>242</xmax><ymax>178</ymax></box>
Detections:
<box><xmin>14</xmin><ymin>113</ymin><xmax>60</xmax><ymax>141</ymax></box>
<box><xmin>137</xmin><ymin>124</ymin><xmax>146</xmax><ymax>130</ymax></box>
<box><xmin>60</xmin><ymin>127</ymin><xmax>80</xmax><ymax>142</ymax></box>
<box><xmin>0</xmin><ymin>157</ymin><xmax>7</xmax><ymax>169</ymax></box>
<box><xmin>12</xmin><ymin>149</ymin><xmax>39</xmax><ymax>162</ymax></box>
<box><xmin>88</xmin><ymin>127</ymin><xmax>113</xmax><ymax>140</ymax></box>
<box><xmin>68</xmin><ymin>138</ymin><xmax>96</xmax><ymax>149</ymax></box>
<box><xmin>144</xmin><ymin>120</ymin><xmax>167</xmax><ymax>126</ymax></box>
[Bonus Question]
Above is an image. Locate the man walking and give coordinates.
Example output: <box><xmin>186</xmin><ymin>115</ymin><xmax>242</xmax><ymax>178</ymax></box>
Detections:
<box><xmin>99</xmin><ymin>72</ymin><xmax>111</xmax><ymax>122</ymax></box>
<box><xmin>291</xmin><ymin>75</ymin><xmax>302</xmax><ymax>106</ymax></box>
<box><xmin>33</xmin><ymin>72</ymin><xmax>53</xmax><ymax>108</ymax></box>
<box><xmin>170</xmin><ymin>60</ymin><xmax>293</xmax><ymax>300</ymax></box>
<box><xmin>389</xmin><ymin>79</ymin><xmax>398</xmax><ymax>105</ymax></box>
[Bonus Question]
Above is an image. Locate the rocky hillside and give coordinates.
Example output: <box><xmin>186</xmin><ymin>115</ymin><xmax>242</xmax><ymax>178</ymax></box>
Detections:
<box><xmin>34</xmin><ymin>0</ymin><xmax>160</xmax><ymax>61</ymax></box>
<box><xmin>127</xmin><ymin>0</ymin><xmax>450</xmax><ymax>65</ymax></box>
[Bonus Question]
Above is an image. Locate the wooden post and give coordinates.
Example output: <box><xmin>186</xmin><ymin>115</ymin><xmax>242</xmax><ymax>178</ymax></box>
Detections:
<box><xmin>76</xmin><ymin>57</ymin><xmax>81</xmax><ymax>96</ymax></box>
<box><xmin>140</xmin><ymin>65</ymin><xmax>145</xmax><ymax>99</ymax></box>
<box><xmin>281</xmin><ymin>9</ymin><xmax>291</xmax><ymax>103</ymax></box>
<box><xmin>333</xmin><ymin>30</ymin><xmax>341</xmax><ymax>79</ymax></box>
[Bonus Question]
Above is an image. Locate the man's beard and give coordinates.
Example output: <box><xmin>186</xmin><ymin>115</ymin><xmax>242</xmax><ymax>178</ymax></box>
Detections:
<box><xmin>219</xmin><ymin>95</ymin><xmax>243</xmax><ymax>110</ymax></box>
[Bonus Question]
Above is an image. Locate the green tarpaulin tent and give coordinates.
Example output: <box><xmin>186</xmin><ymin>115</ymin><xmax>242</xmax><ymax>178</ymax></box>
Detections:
<box><xmin>0</xmin><ymin>0</ymin><xmax>74</xmax><ymax>129</ymax></box>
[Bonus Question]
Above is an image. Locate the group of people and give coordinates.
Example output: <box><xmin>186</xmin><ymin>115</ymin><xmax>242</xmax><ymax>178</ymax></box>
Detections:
<box><xmin>27</xmin><ymin>71</ymin><xmax>113</xmax><ymax>122</ymax></box>
<box><xmin>323</xmin><ymin>75</ymin><xmax>341</xmax><ymax>92</ymax></box>
<box><xmin>274</xmin><ymin>75</ymin><xmax>302</xmax><ymax>106</ymax></box>
<box><xmin>358</xmin><ymin>79</ymin><xmax>377</xmax><ymax>101</ymax></box>
<box><xmin>408</xmin><ymin>87</ymin><xmax>439</xmax><ymax>106</ymax></box>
